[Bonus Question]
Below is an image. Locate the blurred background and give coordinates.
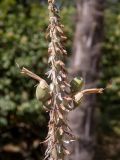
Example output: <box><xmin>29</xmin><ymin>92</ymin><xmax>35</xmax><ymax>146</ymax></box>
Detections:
<box><xmin>0</xmin><ymin>0</ymin><xmax>120</xmax><ymax>160</ymax></box>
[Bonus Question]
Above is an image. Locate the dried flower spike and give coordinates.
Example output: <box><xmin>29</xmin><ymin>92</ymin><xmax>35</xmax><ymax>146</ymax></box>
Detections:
<box><xmin>21</xmin><ymin>0</ymin><xmax>104</xmax><ymax>159</ymax></box>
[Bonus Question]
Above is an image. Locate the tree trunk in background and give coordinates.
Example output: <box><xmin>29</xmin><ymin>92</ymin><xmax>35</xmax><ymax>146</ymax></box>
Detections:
<box><xmin>67</xmin><ymin>0</ymin><xmax>104</xmax><ymax>160</ymax></box>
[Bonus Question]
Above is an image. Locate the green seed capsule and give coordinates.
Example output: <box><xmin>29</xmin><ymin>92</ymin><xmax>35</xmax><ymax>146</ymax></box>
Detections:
<box><xmin>73</xmin><ymin>92</ymin><xmax>83</xmax><ymax>106</ymax></box>
<box><xmin>36</xmin><ymin>80</ymin><xmax>51</xmax><ymax>102</ymax></box>
<box><xmin>70</xmin><ymin>77</ymin><xmax>84</xmax><ymax>93</ymax></box>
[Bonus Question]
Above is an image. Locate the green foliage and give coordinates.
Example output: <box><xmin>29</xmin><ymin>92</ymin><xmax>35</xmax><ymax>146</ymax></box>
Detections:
<box><xmin>0</xmin><ymin>0</ymin><xmax>74</xmax><ymax>125</ymax></box>
<box><xmin>0</xmin><ymin>1</ymin><xmax>75</xmax><ymax>159</ymax></box>
<box><xmin>0</xmin><ymin>1</ymin><xmax>49</xmax><ymax>127</ymax></box>
<box><xmin>96</xmin><ymin>2</ymin><xmax>120</xmax><ymax>160</ymax></box>
<box><xmin>101</xmin><ymin>3</ymin><xmax>120</xmax><ymax>136</ymax></box>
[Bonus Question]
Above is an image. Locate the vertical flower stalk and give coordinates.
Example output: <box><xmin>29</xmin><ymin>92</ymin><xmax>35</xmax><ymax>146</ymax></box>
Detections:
<box><xmin>21</xmin><ymin>0</ymin><xmax>104</xmax><ymax>159</ymax></box>
<box><xmin>45</xmin><ymin>0</ymin><xmax>72</xmax><ymax>159</ymax></box>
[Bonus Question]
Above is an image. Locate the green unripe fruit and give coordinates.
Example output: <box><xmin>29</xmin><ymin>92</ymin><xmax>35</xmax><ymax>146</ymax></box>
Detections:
<box><xmin>36</xmin><ymin>80</ymin><xmax>51</xmax><ymax>102</ymax></box>
<box><xmin>70</xmin><ymin>77</ymin><xmax>84</xmax><ymax>93</ymax></box>
<box><xmin>73</xmin><ymin>92</ymin><xmax>83</xmax><ymax>106</ymax></box>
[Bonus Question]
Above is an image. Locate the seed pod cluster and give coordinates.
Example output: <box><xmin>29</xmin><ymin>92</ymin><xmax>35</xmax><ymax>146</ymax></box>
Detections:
<box><xmin>45</xmin><ymin>1</ymin><xmax>74</xmax><ymax>159</ymax></box>
<box><xmin>21</xmin><ymin>1</ymin><xmax>104</xmax><ymax>159</ymax></box>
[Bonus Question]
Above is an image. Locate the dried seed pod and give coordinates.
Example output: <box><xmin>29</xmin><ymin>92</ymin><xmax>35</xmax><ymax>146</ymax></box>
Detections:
<box><xmin>48</xmin><ymin>0</ymin><xmax>54</xmax><ymax>3</ymax></box>
<box><xmin>63</xmin><ymin>97</ymin><xmax>73</xmax><ymax>110</ymax></box>
<box><xmin>36</xmin><ymin>80</ymin><xmax>51</xmax><ymax>102</ymax></box>
<box><xmin>63</xmin><ymin>147</ymin><xmax>70</xmax><ymax>155</ymax></box>
<box><xmin>57</xmin><ymin>110</ymin><xmax>64</xmax><ymax>120</ymax></box>
<box><xmin>70</xmin><ymin>77</ymin><xmax>84</xmax><ymax>93</ymax></box>
<box><xmin>45</xmin><ymin>32</ymin><xmax>50</xmax><ymax>40</ymax></box>
<box><xmin>60</xmin><ymin>104</ymin><xmax>70</xmax><ymax>113</ymax></box>
<box><xmin>56</xmin><ymin>26</ymin><xmax>64</xmax><ymax>34</ymax></box>
<box><xmin>56</xmin><ymin>60</ymin><xmax>65</xmax><ymax>67</ymax></box>
<box><xmin>43</xmin><ymin>99</ymin><xmax>52</xmax><ymax>110</ymax></box>
<box><xmin>62</xmin><ymin>49</ymin><xmax>67</xmax><ymax>55</ymax></box>
<box><xmin>56</xmin><ymin>47</ymin><xmax>63</xmax><ymax>55</ymax></box>
<box><xmin>61</xmin><ymin>36</ymin><xmax>67</xmax><ymax>42</ymax></box>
